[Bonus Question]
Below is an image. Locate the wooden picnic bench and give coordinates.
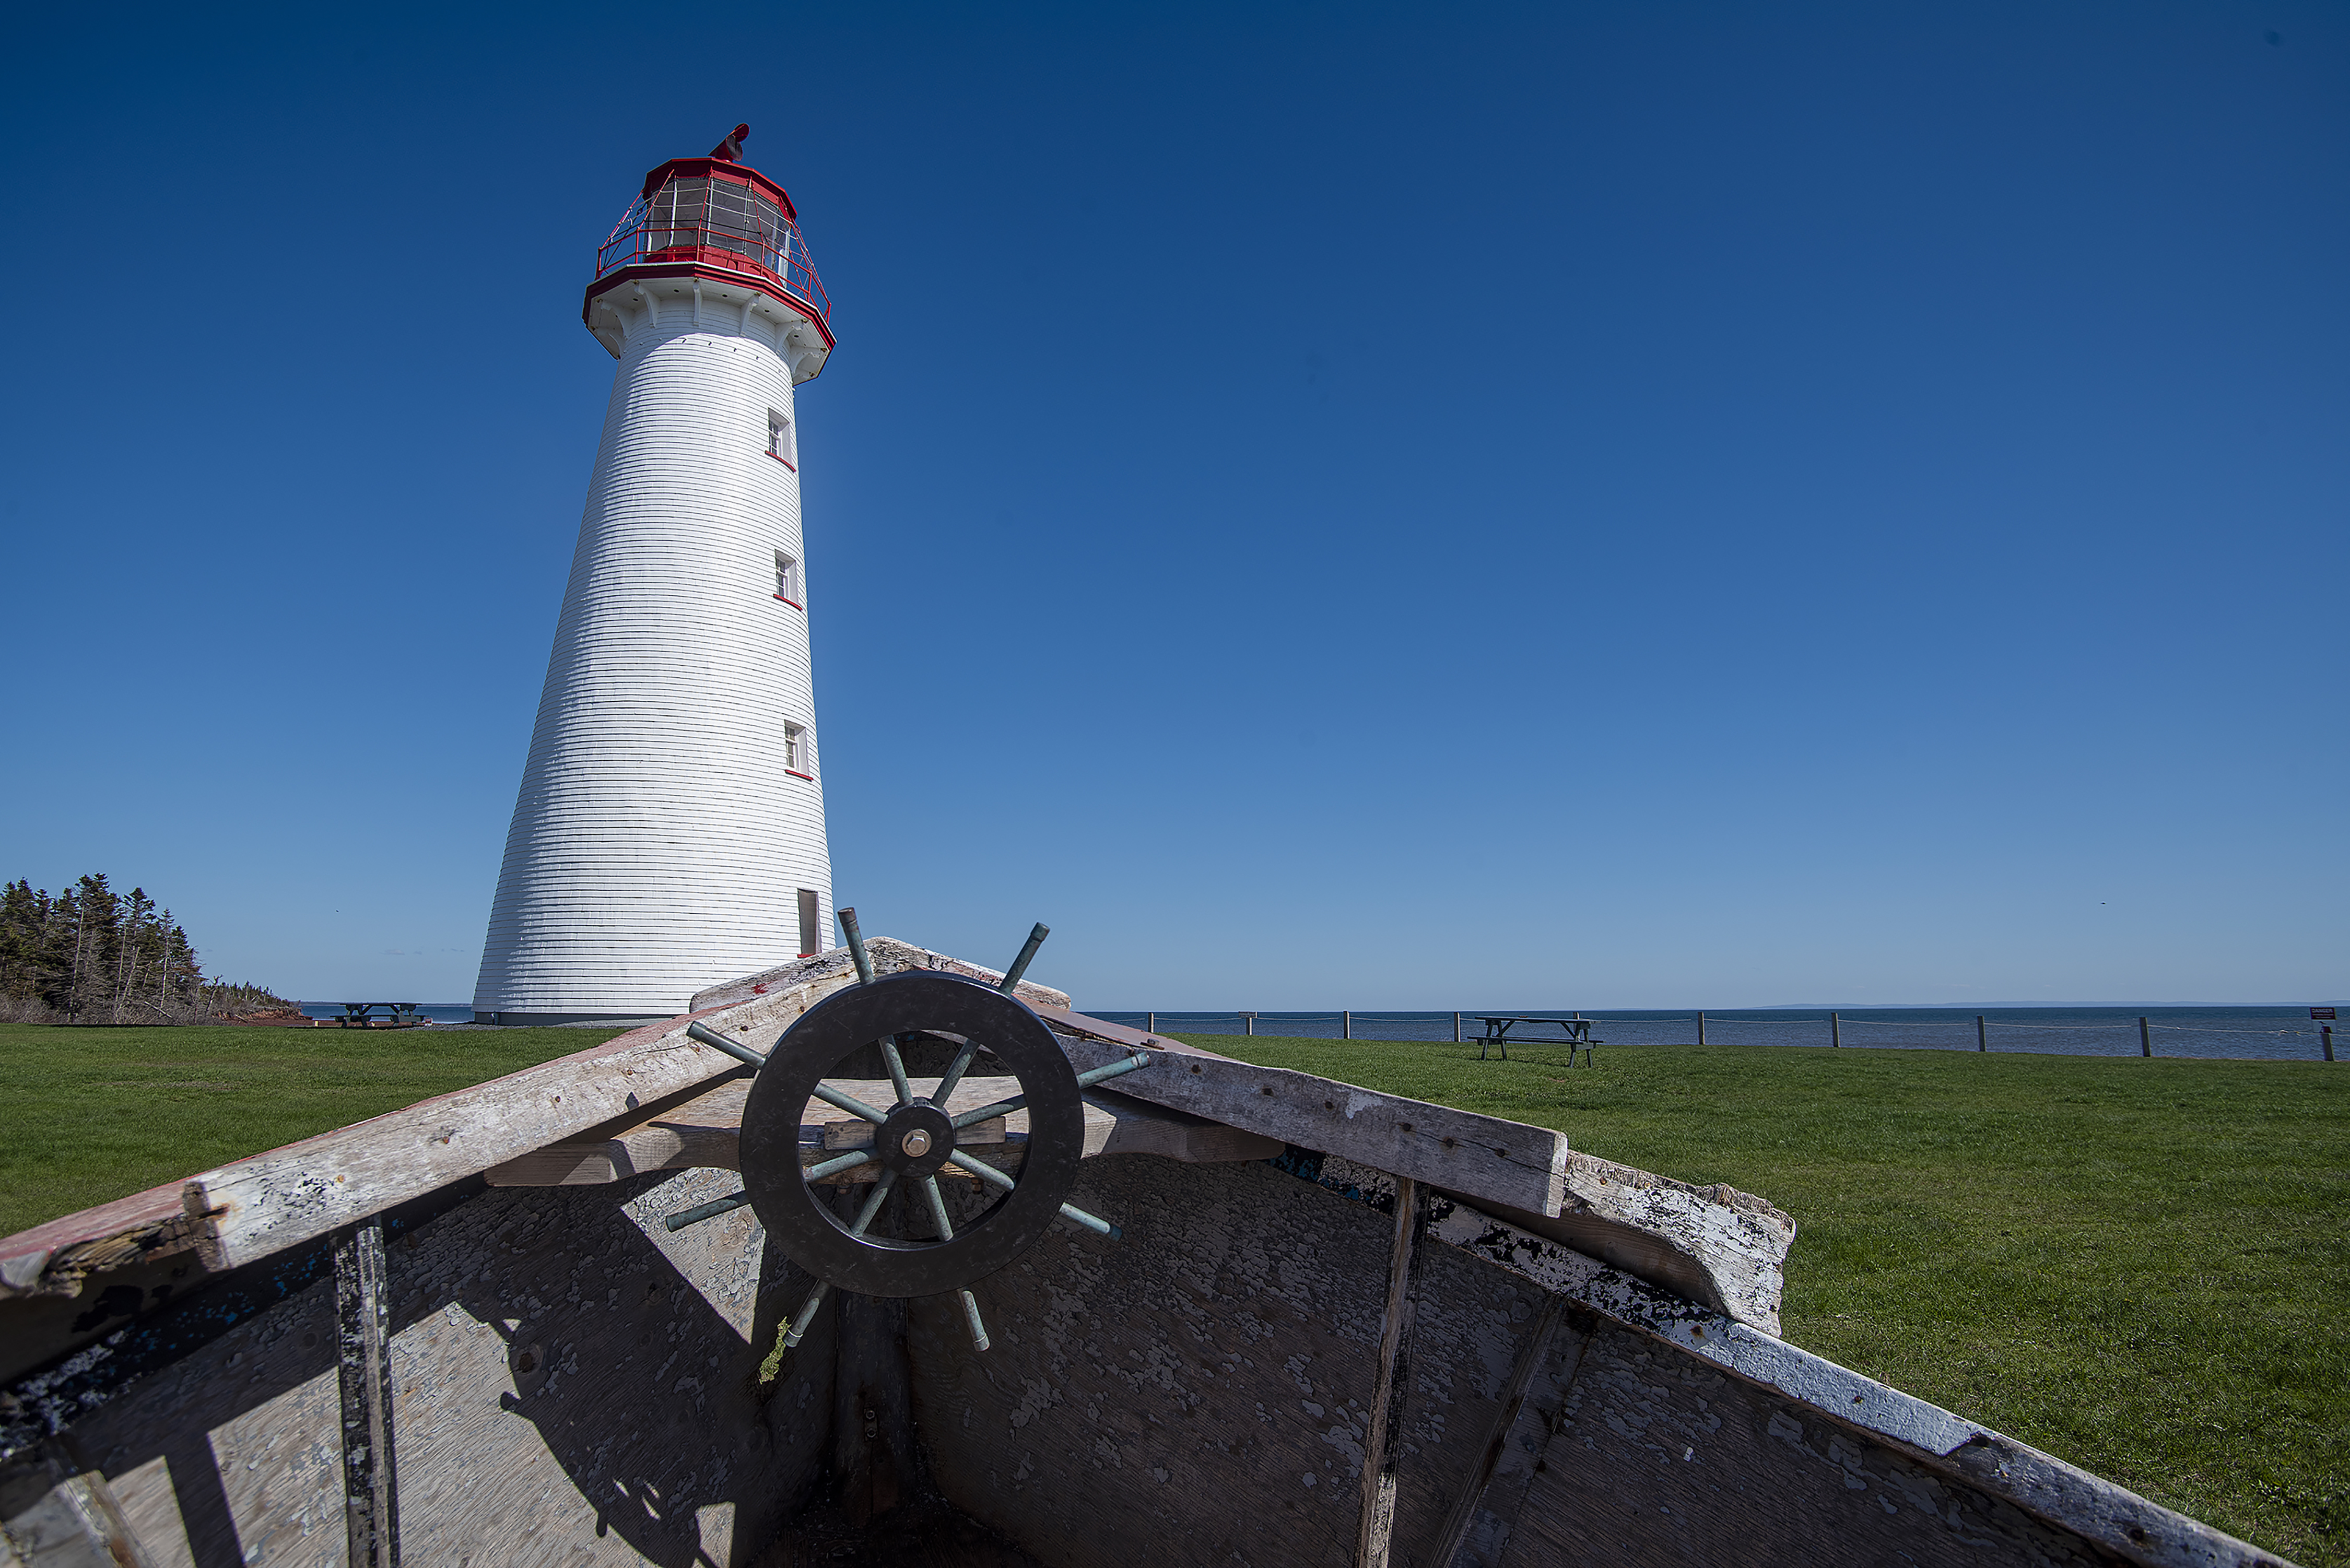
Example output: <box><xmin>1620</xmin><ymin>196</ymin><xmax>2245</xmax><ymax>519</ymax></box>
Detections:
<box><xmin>323</xmin><ymin>1002</ymin><xmax>432</xmax><ymax>1028</ymax></box>
<box><xmin>1474</xmin><ymin>1015</ymin><xmax>1600</xmax><ymax>1064</ymax></box>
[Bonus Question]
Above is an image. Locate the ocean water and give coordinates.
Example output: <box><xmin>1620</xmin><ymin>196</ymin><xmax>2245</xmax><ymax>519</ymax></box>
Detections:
<box><xmin>1083</xmin><ymin>1007</ymin><xmax>2340</xmax><ymax>1062</ymax></box>
<box><xmin>289</xmin><ymin>1003</ymin><xmax>2339</xmax><ymax>1060</ymax></box>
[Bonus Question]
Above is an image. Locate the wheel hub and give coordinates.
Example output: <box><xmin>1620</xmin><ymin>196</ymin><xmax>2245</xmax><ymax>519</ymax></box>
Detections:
<box><xmin>875</xmin><ymin>1100</ymin><xmax>955</xmax><ymax>1177</ymax></box>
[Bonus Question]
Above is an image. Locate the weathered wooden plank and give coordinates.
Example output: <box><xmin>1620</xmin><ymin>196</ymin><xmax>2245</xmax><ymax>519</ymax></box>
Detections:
<box><xmin>177</xmin><ymin>971</ymin><xmax>874</xmax><ymax>1272</ymax></box>
<box><xmin>182</xmin><ymin>1020</ymin><xmax>720</xmax><ymax>1272</ymax></box>
<box><xmin>1431</xmin><ymin>1294</ymin><xmax>1576</xmax><ymax>1568</ymax></box>
<box><xmin>1041</xmin><ymin>1011</ymin><xmax>1573</xmax><ymax>1219</ymax></box>
<box><xmin>332</xmin><ymin>1217</ymin><xmax>398</xmax><ymax>1568</ymax></box>
<box><xmin>0</xmin><ymin>1183</ymin><xmax>198</xmax><ymax>1304</ymax></box>
<box><xmin>1061</xmin><ymin>1010</ymin><xmax>1793</xmax><ymax>1331</ymax></box>
<box><xmin>1355</xmin><ymin>1175</ymin><xmax>1429</xmax><ymax>1568</ymax></box>
<box><xmin>1084</xmin><ymin>1085</ymin><xmax>1288</xmax><ymax>1163</ymax></box>
<box><xmin>1489</xmin><ymin>1151</ymin><xmax>1794</xmax><ymax>1334</ymax></box>
<box><xmin>477</xmin><ymin>1079</ymin><xmax>760</xmax><ymax>1187</ymax></box>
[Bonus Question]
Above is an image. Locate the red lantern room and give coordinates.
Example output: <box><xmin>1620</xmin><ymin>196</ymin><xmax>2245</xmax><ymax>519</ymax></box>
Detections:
<box><xmin>582</xmin><ymin>123</ymin><xmax>835</xmax><ymax>379</ymax></box>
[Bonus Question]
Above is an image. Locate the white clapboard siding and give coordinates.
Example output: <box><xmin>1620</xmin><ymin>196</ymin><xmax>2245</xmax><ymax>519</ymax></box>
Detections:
<box><xmin>475</xmin><ymin>281</ymin><xmax>833</xmax><ymax>1018</ymax></box>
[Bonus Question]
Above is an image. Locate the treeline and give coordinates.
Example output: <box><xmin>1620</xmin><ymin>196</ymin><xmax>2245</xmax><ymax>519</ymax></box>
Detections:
<box><xmin>0</xmin><ymin>875</ymin><xmax>298</xmax><ymax>1024</ymax></box>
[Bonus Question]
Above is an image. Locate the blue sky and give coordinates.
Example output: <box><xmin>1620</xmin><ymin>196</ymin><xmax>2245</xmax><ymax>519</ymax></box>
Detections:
<box><xmin>3</xmin><ymin>2</ymin><xmax>2342</xmax><ymax>1009</ymax></box>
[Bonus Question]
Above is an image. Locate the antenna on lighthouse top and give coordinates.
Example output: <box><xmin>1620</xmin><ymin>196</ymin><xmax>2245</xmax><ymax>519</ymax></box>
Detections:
<box><xmin>709</xmin><ymin>122</ymin><xmax>750</xmax><ymax>161</ymax></box>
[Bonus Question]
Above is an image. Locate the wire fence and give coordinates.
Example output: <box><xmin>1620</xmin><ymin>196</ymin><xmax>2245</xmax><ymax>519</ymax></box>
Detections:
<box><xmin>1082</xmin><ymin>1008</ymin><xmax>2341</xmax><ymax>1062</ymax></box>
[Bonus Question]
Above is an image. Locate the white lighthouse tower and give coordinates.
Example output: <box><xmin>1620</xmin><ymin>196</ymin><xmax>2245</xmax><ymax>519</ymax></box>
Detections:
<box><xmin>474</xmin><ymin>125</ymin><xmax>837</xmax><ymax>1023</ymax></box>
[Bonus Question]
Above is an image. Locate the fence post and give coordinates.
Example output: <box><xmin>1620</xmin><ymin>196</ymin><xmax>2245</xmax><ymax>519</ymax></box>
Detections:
<box><xmin>1697</xmin><ymin>1011</ymin><xmax>1706</xmax><ymax>1046</ymax></box>
<box><xmin>1147</xmin><ymin>1012</ymin><xmax>1155</xmax><ymax>1035</ymax></box>
<box><xmin>2325</xmin><ymin>1025</ymin><xmax>2335</xmax><ymax>1063</ymax></box>
<box><xmin>1830</xmin><ymin>1012</ymin><xmax>1840</xmax><ymax>1048</ymax></box>
<box><xmin>1452</xmin><ymin>1012</ymin><xmax>1461</xmax><ymax>1043</ymax></box>
<box><xmin>2138</xmin><ymin>1017</ymin><xmax>2151</xmax><ymax>1057</ymax></box>
<box><xmin>1343</xmin><ymin>1011</ymin><xmax>1353</xmax><ymax>1041</ymax></box>
<box><xmin>1976</xmin><ymin>1015</ymin><xmax>1987</xmax><ymax>1053</ymax></box>
<box><xmin>1243</xmin><ymin>1012</ymin><xmax>1255</xmax><ymax>1038</ymax></box>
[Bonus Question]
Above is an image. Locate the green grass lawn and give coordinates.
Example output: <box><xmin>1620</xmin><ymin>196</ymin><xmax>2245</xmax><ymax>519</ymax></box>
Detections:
<box><xmin>1174</xmin><ymin>1034</ymin><xmax>2349</xmax><ymax>1568</ymax></box>
<box><xmin>0</xmin><ymin>1022</ymin><xmax>633</xmax><ymax>1238</ymax></box>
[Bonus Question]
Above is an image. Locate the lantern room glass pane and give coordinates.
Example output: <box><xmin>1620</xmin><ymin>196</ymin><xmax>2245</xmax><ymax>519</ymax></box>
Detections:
<box><xmin>597</xmin><ymin>170</ymin><xmax>829</xmax><ymax>328</ymax></box>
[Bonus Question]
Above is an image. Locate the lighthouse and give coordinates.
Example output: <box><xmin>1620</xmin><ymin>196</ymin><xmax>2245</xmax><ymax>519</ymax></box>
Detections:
<box><xmin>474</xmin><ymin>126</ymin><xmax>838</xmax><ymax>1024</ymax></box>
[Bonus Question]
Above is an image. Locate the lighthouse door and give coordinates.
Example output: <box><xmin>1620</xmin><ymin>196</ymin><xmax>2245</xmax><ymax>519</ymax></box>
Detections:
<box><xmin>798</xmin><ymin>888</ymin><xmax>821</xmax><ymax>957</ymax></box>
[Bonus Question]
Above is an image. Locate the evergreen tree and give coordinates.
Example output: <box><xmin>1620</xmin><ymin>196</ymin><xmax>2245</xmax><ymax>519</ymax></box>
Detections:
<box><xmin>64</xmin><ymin>874</ymin><xmax>119</xmax><ymax>1020</ymax></box>
<box><xmin>1</xmin><ymin>873</ymin><xmax>220</xmax><ymax>1022</ymax></box>
<box><xmin>0</xmin><ymin>880</ymin><xmax>52</xmax><ymax>999</ymax></box>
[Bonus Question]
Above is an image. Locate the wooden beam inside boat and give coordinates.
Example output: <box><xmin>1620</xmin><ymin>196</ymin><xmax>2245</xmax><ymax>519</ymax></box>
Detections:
<box><xmin>1040</xmin><ymin>1010</ymin><xmax>1575</xmax><ymax>1220</ymax></box>
<box><xmin>1043</xmin><ymin>1010</ymin><xmax>1795</xmax><ymax>1333</ymax></box>
<box><xmin>332</xmin><ymin>1216</ymin><xmax>399</xmax><ymax>1568</ymax></box>
<box><xmin>479</xmin><ymin>1079</ymin><xmax>1284</xmax><ymax>1189</ymax></box>
<box><xmin>1354</xmin><ymin>1174</ymin><xmax>1428</xmax><ymax>1568</ymax></box>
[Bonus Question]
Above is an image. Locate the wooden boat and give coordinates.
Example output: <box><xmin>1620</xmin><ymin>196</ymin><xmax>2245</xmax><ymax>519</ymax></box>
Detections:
<box><xmin>0</xmin><ymin>935</ymin><xmax>2292</xmax><ymax>1567</ymax></box>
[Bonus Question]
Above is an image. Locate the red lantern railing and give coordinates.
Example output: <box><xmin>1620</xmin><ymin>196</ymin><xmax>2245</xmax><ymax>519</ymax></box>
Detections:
<box><xmin>594</xmin><ymin>176</ymin><xmax>830</xmax><ymax>329</ymax></box>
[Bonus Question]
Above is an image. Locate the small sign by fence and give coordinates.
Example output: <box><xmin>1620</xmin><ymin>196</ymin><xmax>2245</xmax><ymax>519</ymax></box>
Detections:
<box><xmin>2314</xmin><ymin>1007</ymin><xmax>2338</xmax><ymax>1021</ymax></box>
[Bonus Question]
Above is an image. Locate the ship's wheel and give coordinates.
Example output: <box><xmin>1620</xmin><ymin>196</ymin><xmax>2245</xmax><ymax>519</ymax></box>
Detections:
<box><xmin>669</xmin><ymin>915</ymin><xmax>1148</xmax><ymax>1353</ymax></box>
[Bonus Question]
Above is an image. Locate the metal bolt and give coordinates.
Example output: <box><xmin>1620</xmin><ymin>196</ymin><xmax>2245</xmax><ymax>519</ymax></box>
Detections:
<box><xmin>901</xmin><ymin>1128</ymin><xmax>933</xmax><ymax>1158</ymax></box>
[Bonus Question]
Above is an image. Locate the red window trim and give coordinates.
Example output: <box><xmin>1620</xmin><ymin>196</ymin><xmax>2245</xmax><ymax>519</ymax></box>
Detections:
<box><xmin>785</xmin><ymin>768</ymin><xmax>814</xmax><ymax>781</ymax></box>
<box><xmin>765</xmin><ymin>450</ymin><xmax>797</xmax><ymax>472</ymax></box>
<box><xmin>773</xmin><ymin>594</ymin><xmax>802</xmax><ymax>608</ymax></box>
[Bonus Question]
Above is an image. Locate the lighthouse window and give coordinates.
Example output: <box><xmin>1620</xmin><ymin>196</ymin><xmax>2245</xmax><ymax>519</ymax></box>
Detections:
<box><xmin>783</xmin><ymin>723</ymin><xmax>810</xmax><ymax>775</ymax></box>
<box><xmin>767</xmin><ymin>409</ymin><xmax>795</xmax><ymax>467</ymax></box>
<box><xmin>774</xmin><ymin>551</ymin><xmax>802</xmax><ymax>606</ymax></box>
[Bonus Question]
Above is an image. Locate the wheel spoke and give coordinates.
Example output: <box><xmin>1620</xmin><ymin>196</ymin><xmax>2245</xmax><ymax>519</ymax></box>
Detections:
<box><xmin>921</xmin><ymin>1175</ymin><xmax>992</xmax><ymax>1351</ymax></box>
<box><xmin>934</xmin><ymin>1039</ymin><xmax>984</xmax><ymax>1105</ymax></box>
<box><xmin>837</xmin><ymin>906</ymin><xmax>876</xmax><ymax>984</ymax></box>
<box><xmin>943</xmin><ymin>1150</ymin><xmax>1017</xmax><ymax>1194</ymax></box>
<box><xmin>780</xmin><ymin>1171</ymin><xmax>898</xmax><ymax>1350</ymax></box>
<box><xmin>1049</xmin><ymin>1201</ymin><xmax>1122</xmax><ymax>1240</ymax></box>
<box><xmin>780</xmin><ymin>1279</ymin><xmax>830</xmax><ymax>1349</ymax></box>
<box><xmin>849</xmin><ymin>1169</ymin><xmax>900</xmax><ymax>1232</ymax></box>
<box><xmin>1077</xmin><ymin>1052</ymin><xmax>1155</xmax><ymax>1088</ymax></box>
<box><xmin>995</xmin><ymin>922</ymin><xmax>1049</xmax><ymax>994</ymax></box>
<box><xmin>878</xmin><ymin>1033</ymin><xmax>914</xmax><ymax>1106</ymax></box>
<box><xmin>949</xmin><ymin>1092</ymin><xmax>1024</xmax><ymax>1130</ymax></box>
<box><xmin>662</xmin><ymin>1189</ymin><xmax>754</xmax><ymax>1232</ymax></box>
<box><xmin>918</xmin><ymin>1175</ymin><xmax>957</xmax><ymax>1241</ymax></box>
<box><xmin>805</xmin><ymin>1149</ymin><xmax>875</xmax><ymax>1181</ymax></box>
<box><xmin>949</xmin><ymin>1053</ymin><xmax>1152</xmax><ymax>1130</ymax></box>
<box><xmin>958</xmin><ymin>1289</ymin><xmax>991</xmax><ymax>1352</ymax></box>
<box><xmin>942</xmin><ymin>1152</ymin><xmax>1121</xmax><ymax>1241</ymax></box>
<box><xmin>685</xmin><ymin>1020</ymin><xmax>767</xmax><ymax>1068</ymax></box>
<box><xmin>810</xmin><ymin>1081</ymin><xmax>891</xmax><ymax>1124</ymax></box>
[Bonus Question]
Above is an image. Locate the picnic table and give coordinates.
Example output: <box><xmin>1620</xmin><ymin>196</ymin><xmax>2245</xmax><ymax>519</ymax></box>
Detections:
<box><xmin>1473</xmin><ymin>1015</ymin><xmax>1600</xmax><ymax>1064</ymax></box>
<box><xmin>325</xmin><ymin>1003</ymin><xmax>432</xmax><ymax>1028</ymax></box>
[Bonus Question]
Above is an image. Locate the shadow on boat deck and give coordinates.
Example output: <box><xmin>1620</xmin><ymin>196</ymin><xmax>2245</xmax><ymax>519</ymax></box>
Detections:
<box><xmin>756</xmin><ymin>1496</ymin><xmax>1043</xmax><ymax>1568</ymax></box>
